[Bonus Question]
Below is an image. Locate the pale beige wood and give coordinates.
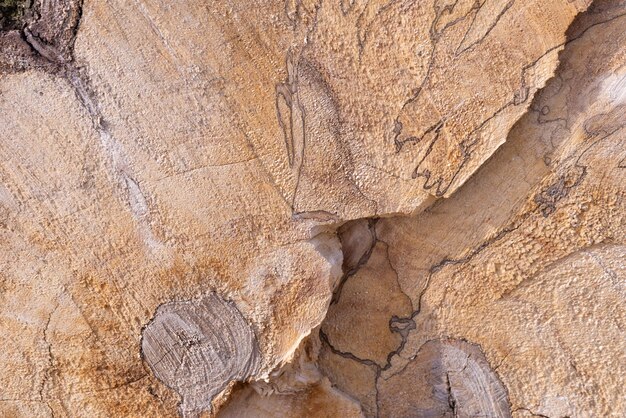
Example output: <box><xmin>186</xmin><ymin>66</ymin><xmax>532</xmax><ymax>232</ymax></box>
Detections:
<box><xmin>319</xmin><ymin>2</ymin><xmax>626</xmax><ymax>417</ymax></box>
<box><xmin>1</xmin><ymin>0</ymin><xmax>623</xmax><ymax>417</ymax></box>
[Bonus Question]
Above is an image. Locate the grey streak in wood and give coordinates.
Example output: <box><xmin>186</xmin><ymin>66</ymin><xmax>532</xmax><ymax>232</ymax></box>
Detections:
<box><xmin>378</xmin><ymin>338</ymin><xmax>511</xmax><ymax>417</ymax></box>
<box><xmin>141</xmin><ymin>293</ymin><xmax>260</xmax><ymax>417</ymax></box>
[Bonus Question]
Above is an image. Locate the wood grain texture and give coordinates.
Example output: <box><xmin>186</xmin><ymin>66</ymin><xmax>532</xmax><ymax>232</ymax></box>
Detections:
<box><xmin>378</xmin><ymin>338</ymin><xmax>511</xmax><ymax>418</ymax></box>
<box><xmin>141</xmin><ymin>293</ymin><xmax>260</xmax><ymax>417</ymax></box>
<box><xmin>0</xmin><ymin>0</ymin><xmax>623</xmax><ymax>416</ymax></box>
<box><xmin>319</xmin><ymin>2</ymin><xmax>626</xmax><ymax>417</ymax></box>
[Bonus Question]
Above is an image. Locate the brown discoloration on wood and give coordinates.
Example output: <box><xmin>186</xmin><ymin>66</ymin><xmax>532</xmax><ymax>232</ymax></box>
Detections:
<box><xmin>0</xmin><ymin>0</ymin><xmax>622</xmax><ymax>416</ymax></box>
<box><xmin>318</xmin><ymin>3</ymin><xmax>626</xmax><ymax>416</ymax></box>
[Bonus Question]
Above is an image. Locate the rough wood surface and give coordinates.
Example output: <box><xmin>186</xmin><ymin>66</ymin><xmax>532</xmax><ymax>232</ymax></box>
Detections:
<box><xmin>0</xmin><ymin>0</ymin><xmax>623</xmax><ymax>417</ymax></box>
<box><xmin>141</xmin><ymin>293</ymin><xmax>260</xmax><ymax>416</ymax></box>
<box><xmin>319</xmin><ymin>2</ymin><xmax>626</xmax><ymax>417</ymax></box>
<box><xmin>377</xmin><ymin>338</ymin><xmax>511</xmax><ymax>418</ymax></box>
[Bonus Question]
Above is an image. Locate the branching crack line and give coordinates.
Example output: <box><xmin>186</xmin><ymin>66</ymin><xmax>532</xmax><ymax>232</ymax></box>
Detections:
<box><xmin>512</xmin><ymin>407</ymin><xmax>551</xmax><ymax>418</ymax></box>
<box><xmin>316</xmin><ymin>10</ymin><xmax>620</xmax><ymax>416</ymax></box>
<box><xmin>331</xmin><ymin>219</ymin><xmax>378</xmax><ymax>305</ymax></box>
<box><xmin>446</xmin><ymin>372</ymin><xmax>458</xmax><ymax>416</ymax></box>
<box><xmin>319</xmin><ymin>329</ymin><xmax>379</xmax><ymax>369</ymax></box>
<box><xmin>393</xmin><ymin>8</ymin><xmax>626</xmax><ymax>197</ymax></box>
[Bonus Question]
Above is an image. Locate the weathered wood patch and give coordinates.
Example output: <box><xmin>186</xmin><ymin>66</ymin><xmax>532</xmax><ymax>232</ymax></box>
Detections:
<box><xmin>141</xmin><ymin>293</ymin><xmax>260</xmax><ymax>416</ymax></box>
<box><xmin>378</xmin><ymin>338</ymin><xmax>511</xmax><ymax>418</ymax></box>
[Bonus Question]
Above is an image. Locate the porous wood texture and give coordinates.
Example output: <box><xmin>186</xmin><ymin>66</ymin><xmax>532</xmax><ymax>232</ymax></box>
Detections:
<box><xmin>0</xmin><ymin>0</ymin><xmax>623</xmax><ymax>417</ymax></box>
<box><xmin>319</xmin><ymin>2</ymin><xmax>626</xmax><ymax>417</ymax></box>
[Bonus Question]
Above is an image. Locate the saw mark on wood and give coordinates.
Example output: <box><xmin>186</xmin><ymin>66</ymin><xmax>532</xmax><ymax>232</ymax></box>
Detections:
<box><xmin>141</xmin><ymin>293</ymin><xmax>260</xmax><ymax>417</ymax></box>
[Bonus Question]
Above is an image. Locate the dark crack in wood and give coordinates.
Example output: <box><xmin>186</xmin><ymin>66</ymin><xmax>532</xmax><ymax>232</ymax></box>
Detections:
<box><xmin>377</xmin><ymin>338</ymin><xmax>511</xmax><ymax>417</ymax></box>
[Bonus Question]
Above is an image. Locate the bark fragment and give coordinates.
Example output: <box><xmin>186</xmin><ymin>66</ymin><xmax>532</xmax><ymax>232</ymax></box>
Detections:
<box><xmin>0</xmin><ymin>0</ymin><xmax>82</xmax><ymax>72</ymax></box>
